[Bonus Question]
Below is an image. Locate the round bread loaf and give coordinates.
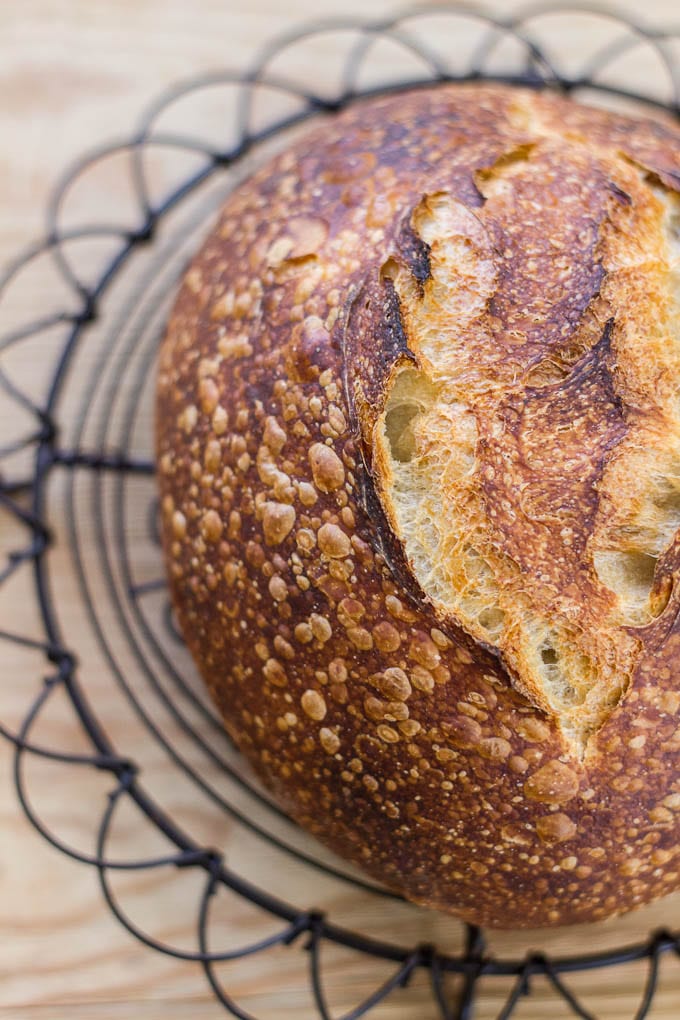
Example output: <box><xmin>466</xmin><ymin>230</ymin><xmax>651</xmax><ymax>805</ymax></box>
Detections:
<box><xmin>156</xmin><ymin>83</ymin><xmax>680</xmax><ymax>928</ymax></box>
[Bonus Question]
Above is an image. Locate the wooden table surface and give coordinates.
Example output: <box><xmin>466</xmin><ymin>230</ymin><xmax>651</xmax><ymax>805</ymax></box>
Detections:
<box><xmin>3</xmin><ymin>2</ymin><xmax>680</xmax><ymax>1018</ymax></box>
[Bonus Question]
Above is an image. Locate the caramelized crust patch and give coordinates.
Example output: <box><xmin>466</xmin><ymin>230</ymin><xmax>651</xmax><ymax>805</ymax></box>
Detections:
<box><xmin>367</xmin><ymin>132</ymin><xmax>680</xmax><ymax>751</ymax></box>
<box><xmin>157</xmin><ymin>83</ymin><xmax>680</xmax><ymax>927</ymax></box>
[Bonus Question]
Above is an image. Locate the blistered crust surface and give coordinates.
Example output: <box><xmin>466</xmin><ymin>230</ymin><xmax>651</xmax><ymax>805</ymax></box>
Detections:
<box><xmin>157</xmin><ymin>84</ymin><xmax>680</xmax><ymax>928</ymax></box>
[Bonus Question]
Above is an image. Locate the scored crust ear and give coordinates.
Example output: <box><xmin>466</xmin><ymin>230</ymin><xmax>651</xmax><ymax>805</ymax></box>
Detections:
<box><xmin>349</xmin><ymin>142</ymin><xmax>680</xmax><ymax>756</ymax></box>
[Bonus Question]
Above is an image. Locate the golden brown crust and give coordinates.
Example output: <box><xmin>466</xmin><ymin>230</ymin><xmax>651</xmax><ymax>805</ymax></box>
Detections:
<box><xmin>156</xmin><ymin>83</ymin><xmax>680</xmax><ymax>928</ymax></box>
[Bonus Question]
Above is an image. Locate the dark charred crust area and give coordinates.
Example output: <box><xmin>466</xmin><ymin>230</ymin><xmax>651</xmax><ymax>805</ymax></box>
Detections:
<box><xmin>343</xmin><ymin>275</ymin><xmax>414</xmax><ymax>440</ymax></box>
<box><xmin>394</xmin><ymin>220</ymin><xmax>432</xmax><ymax>286</ymax></box>
<box><xmin>483</xmin><ymin>319</ymin><xmax>629</xmax><ymax>582</ymax></box>
<box><xmin>342</xmin><ymin>211</ymin><xmax>437</xmax><ymax>444</ymax></box>
<box><xmin>608</xmin><ymin>180</ymin><xmax>633</xmax><ymax>206</ymax></box>
<box><xmin>627</xmin><ymin>536</ymin><xmax>680</xmax><ymax>652</ymax></box>
<box><xmin>479</xmin><ymin>143</ymin><xmax>612</xmax><ymax>367</ymax></box>
<box><xmin>156</xmin><ymin>84</ymin><xmax>680</xmax><ymax>928</ymax></box>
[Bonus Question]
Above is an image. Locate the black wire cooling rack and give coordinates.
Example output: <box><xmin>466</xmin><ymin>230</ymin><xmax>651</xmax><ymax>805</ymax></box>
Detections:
<box><xmin>3</xmin><ymin>5</ymin><xmax>680</xmax><ymax>1018</ymax></box>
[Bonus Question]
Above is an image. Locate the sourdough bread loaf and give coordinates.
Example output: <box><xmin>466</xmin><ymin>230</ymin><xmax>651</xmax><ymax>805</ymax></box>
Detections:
<box><xmin>156</xmin><ymin>83</ymin><xmax>680</xmax><ymax>928</ymax></box>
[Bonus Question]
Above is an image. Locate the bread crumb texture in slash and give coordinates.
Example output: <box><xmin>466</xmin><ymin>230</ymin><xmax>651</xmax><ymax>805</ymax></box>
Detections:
<box><xmin>157</xmin><ymin>84</ymin><xmax>680</xmax><ymax>927</ymax></box>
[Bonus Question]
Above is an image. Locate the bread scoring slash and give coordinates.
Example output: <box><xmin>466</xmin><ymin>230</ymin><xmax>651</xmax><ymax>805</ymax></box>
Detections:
<box><xmin>156</xmin><ymin>84</ymin><xmax>680</xmax><ymax>928</ymax></box>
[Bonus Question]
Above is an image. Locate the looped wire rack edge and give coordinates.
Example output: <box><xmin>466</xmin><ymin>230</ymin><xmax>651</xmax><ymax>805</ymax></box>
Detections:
<box><xmin>2</xmin><ymin>4</ymin><xmax>680</xmax><ymax>1018</ymax></box>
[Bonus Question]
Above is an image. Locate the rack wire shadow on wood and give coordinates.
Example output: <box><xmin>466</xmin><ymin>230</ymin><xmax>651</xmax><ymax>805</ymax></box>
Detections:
<box><xmin>2</xmin><ymin>5</ymin><xmax>680</xmax><ymax>1018</ymax></box>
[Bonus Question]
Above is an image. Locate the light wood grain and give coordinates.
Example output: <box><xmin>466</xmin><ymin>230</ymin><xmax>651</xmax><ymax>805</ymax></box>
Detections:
<box><xmin>3</xmin><ymin>2</ymin><xmax>680</xmax><ymax>1018</ymax></box>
